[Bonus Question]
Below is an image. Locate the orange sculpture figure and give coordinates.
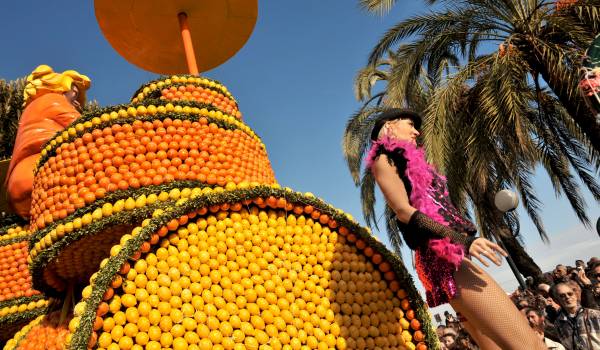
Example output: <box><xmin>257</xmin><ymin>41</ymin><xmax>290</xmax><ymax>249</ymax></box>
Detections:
<box><xmin>6</xmin><ymin>65</ymin><xmax>90</xmax><ymax>218</ymax></box>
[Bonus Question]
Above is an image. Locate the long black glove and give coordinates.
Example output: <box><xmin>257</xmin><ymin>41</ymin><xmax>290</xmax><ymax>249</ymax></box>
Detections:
<box><xmin>404</xmin><ymin>210</ymin><xmax>476</xmax><ymax>251</ymax></box>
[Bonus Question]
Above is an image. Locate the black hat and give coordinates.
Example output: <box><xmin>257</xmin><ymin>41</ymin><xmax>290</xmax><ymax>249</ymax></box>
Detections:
<box><xmin>370</xmin><ymin>109</ymin><xmax>422</xmax><ymax>141</ymax></box>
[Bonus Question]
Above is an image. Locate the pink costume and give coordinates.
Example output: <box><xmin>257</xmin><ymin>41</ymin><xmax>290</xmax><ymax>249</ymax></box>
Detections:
<box><xmin>366</xmin><ymin>136</ymin><xmax>477</xmax><ymax>306</ymax></box>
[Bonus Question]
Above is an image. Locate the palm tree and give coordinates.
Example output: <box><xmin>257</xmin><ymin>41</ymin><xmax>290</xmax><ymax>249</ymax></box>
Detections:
<box><xmin>344</xmin><ymin>43</ymin><xmax>600</xmax><ymax>282</ymax></box>
<box><xmin>0</xmin><ymin>78</ymin><xmax>26</xmax><ymax>160</ymax></box>
<box><xmin>360</xmin><ymin>0</ymin><xmax>600</xmax><ymax>151</ymax></box>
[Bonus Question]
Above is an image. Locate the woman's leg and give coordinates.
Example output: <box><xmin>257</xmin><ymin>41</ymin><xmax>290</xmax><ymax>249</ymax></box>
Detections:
<box><xmin>459</xmin><ymin>319</ymin><xmax>502</xmax><ymax>350</ymax></box>
<box><xmin>449</xmin><ymin>258</ymin><xmax>546</xmax><ymax>350</ymax></box>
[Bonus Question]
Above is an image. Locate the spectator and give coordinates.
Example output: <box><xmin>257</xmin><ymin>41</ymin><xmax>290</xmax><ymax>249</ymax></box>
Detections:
<box><xmin>437</xmin><ymin>324</ymin><xmax>447</xmax><ymax>338</ymax></box>
<box><xmin>587</xmin><ymin>262</ymin><xmax>600</xmax><ymax>282</ymax></box>
<box><xmin>552</xmin><ymin>283</ymin><xmax>600</xmax><ymax>349</ymax></box>
<box><xmin>576</xmin><ymin>260</ymin><xmax>586</xmax><ymax>270</ymax></box>
<box><xmin>545</xmin><ymin>295</ymin><xmax>563</xmax><ymax>323</ymax></box>
<box><xmin>444</xmin><ymin>327</ymin><xmax>458</xmax><ymax>336</ymax></box>
<box><xmin>569</xmin><ymin>271</ymin><xmax>599</xmax><ymax>310</ymax></box>
<box><xmin>441</xmin><ymin>333</ymin><xmax>456</xmax><ymax>349</ymax></box>
<box><xmin>582</xmin><ymin>266</ymin><xmax>599</xmax><ymax>310</ymax></box>
<box><xmin>538</xmin><ymin>283</ymin><xmax>551</xmax><ymax>298</ymax></box>
<box><xmin>592</xmin><ymin>280</ymin><xmax>600</xmax><ymax>307</ymax></box>
<box><xmin>444</xmin><ymin>311</ymin><xmax>459</xmax><ymax>328</ymax></box>
<box><xmin>587</xmin><ymin>258</ymin><xmax>599</xmax><ymax>271</ymax></box>
<box><xmin>554</xmin><ymin>265</ymin><xmax>570</xmax><ymax>284</ymax></box>
<box><xmin>524</xmin><ymin>307</ymin><xmax>564</xmax><ymax>349</ymax></box>
<box><xmin>543</xmin><ymin>272</ymin><xmax>557</xmax><ymax>284</ymax></box>
<box><xmin>517</xmin><ymin>298</ymin><xmax>531</xmax><ymax>311</ymax></box>
<box><xmin>451</xmin><ymin>330</ymin><xmax>479</xmax><ymax>350</ymax></box>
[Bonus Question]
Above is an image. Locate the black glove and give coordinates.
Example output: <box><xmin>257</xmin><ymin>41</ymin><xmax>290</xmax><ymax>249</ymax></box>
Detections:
<box><xmin>405</xmin><ymin>210</ymin><xmax>476</xmax><ymax>251</ymax></box>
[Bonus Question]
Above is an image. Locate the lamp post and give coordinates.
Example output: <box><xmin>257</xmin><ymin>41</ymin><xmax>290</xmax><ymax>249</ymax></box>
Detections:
<box><xmin>494</xmin><ymin>190</ymin><xmax>527</xmax><ymax>290</ymax></box>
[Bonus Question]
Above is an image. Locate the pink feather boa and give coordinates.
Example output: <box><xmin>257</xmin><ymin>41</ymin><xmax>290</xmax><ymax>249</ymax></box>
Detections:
<box><xmin>366</xmin><ymin>136</ymin><xmax>465</xmax><ymax>269</ymax></box>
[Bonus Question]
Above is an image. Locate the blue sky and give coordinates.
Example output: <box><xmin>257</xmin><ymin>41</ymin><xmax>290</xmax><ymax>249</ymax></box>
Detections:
<box><xmin>1</xmin><ymin>1</ymin><xmax>598</xmax><ymax>308</ymax></box>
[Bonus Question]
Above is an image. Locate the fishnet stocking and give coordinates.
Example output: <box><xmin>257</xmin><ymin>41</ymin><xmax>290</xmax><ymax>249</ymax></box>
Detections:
<box><xmin>461</xmin><ymin>320</ymin><xmax>503</xmax><ymax>350</ymax></box>
<box><xmin>449</xmin><ymin>259</ymin><xmax>547</xmax><ymax>350</ymax></box>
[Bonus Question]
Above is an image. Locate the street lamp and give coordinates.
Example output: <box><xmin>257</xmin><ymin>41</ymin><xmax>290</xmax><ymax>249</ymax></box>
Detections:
<box><xmin>494</xmin><ymin>190</ymin><xmax>527</xmax><ymax>290</ymax></box>
<box><xmin>494</xmin><ymin>189</ymin><xmax>519</xmax><ymax>213</ymax></box>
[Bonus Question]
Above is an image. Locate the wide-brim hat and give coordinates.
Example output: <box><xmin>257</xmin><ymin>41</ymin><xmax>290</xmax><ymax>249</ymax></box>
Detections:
<box><xmin>370</xmin><ymin>108</ymin><xmax>422</xmax><ymax>140</ymax></box>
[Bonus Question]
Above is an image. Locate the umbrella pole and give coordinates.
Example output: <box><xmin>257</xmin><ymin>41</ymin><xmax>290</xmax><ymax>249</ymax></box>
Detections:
<box><xmin>178</xmin><ymin>12</ymin><xmax>199</xmax><ymax>75</ymax></box>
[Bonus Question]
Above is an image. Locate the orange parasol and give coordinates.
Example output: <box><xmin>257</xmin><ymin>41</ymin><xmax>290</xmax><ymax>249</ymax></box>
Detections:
<box><xmin>95</xmin><ymin>0</ymin><xmax>258</xmax><ymax>75</ymax></box>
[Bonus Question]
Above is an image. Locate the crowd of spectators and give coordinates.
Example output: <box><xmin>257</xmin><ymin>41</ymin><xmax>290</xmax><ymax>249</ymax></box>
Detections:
<box><xmin>435</xmin><ymin>311</ymin><xmax>479</xmax><ymax>350</ymax></box>
<box><xmin>435</xmin><ymin>257</ymin><xmax>600</xmax><ymax>349</ymax></box>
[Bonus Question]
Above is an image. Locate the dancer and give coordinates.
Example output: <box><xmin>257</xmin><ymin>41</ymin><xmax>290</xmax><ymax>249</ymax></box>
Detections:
<box><xmin>364</xmin><ymin>109</ymin><xmax>546</xmax><ymax>350</ymax></box>
<box><xmin>6</xmin><ymin>65</ymin><xmax>90</xmax><ymax>218</ymax></box>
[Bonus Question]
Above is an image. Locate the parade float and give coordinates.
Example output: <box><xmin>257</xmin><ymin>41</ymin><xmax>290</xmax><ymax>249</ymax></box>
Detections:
<box><xmin>579</xmin><ymin>33</ymin><xmax>600</xmax><ymax>120</ymax></box>
<box><xmin>1</xmin><ymin>1</ymin><xmax>437</xmax><ymax>349</ymax></box>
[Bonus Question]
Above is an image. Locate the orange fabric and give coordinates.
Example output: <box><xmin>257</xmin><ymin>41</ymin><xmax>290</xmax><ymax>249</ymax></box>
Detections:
<box><xmin>6</xmin><ymin>93</ymin><xmax>80</xmax><ymax>217</ymax></box>
<box><xmin>7</xmin><ymin>155</ymin><xmax>38</xmax><ymax>217</ymax></box>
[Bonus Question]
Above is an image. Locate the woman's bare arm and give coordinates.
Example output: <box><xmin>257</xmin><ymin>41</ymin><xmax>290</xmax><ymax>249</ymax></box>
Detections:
<box><xmin>370</xmin><ymin>154</ymin><xmax>416</xmax><ymax>223</ymax></box>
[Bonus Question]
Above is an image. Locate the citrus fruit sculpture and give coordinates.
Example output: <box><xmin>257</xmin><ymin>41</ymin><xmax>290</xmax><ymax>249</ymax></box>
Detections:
<box><xmin>4</xmin><ymin>75</ymin><xmax>437</xmax><ymax>350</ymax></box>
<box><xmin>0</xmin><ymin>220</ymin><xmax>52</xmax><ymax>343</ymax></box>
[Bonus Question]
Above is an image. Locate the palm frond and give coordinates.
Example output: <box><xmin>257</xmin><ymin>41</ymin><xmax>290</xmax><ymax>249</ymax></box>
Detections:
<box><xmin>358</xmin><ymin>0</ymin><xmax>397</xmax><ymax>15</ymax></box>
<box><xmin>368</xmin><ymin>8</ymin><xmax>484</xmax><ymax>64</ymax></box>
<box><xmin>360</xmin><ymin>170</ymin><xmax>379</xmax><ymax>230</ymax></box>
<box><xmin>384</xmin><ymin>205</ymin><xmax>403</xmax><ymax>255</ymax></box>
<box><xmin>342</xmin><ymin>106</ymin><xmax>386</xmax><ymax>184</ymax></box>
<box><xmin>0</xmin><ymin>78</ymin><xmax>26</xmax><ymax>160</ymax></box>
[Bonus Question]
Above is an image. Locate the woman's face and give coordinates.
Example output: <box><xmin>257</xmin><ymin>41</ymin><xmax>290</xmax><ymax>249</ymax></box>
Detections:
<box><xmin>381</xmin><ymin>118</ymin><xmax>420</xmax><ymax>144</ymax></box>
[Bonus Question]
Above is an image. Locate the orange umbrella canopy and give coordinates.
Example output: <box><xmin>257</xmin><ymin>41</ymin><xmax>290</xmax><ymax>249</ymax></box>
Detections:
<box><xmin>95</xmin><ymin>0</ymin><xmax>258</xmax><ymax>74</ymax></box>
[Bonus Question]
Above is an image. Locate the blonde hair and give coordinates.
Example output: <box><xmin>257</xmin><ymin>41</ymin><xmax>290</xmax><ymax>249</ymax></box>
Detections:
<box><xmin>23</xmin><ymin>65</ymin><xmax>91</xmax><ymax>107</ymax></box>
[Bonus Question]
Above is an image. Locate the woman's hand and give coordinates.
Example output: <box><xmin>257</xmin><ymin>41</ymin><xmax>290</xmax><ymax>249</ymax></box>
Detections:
<box><xmin>468</xmin><ymin>238</ymin><xmax>508</xmax><ymax>267</ymax></box>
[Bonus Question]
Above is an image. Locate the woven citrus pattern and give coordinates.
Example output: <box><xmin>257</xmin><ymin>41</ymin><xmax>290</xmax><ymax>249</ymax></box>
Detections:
<box><xmin>0</xmin><ymin>227</ymin><xmax>40</xmax><ymax>302</ymax></box>
<box><xmin>157</xmin><ymin>85</ymin><xmax>241</xmax><ymax>119</ymax></box>
<box><xmin>131</xmin><ymin>75</ymin><xmax>241</xmax><ymax>119</ymax></box>
<box><xmin>132</xmin><ymin>76</ymin><xmax>235</xmax><ymax>107</ymax></box>
<box><xmin>30</xmin><ymin>116</ymin><xmax>274</xmax><ymax>230</ymax></box>
<box><xmin>42</xmin><ymin>224</ymin><xmax>134</xmax><ymax>290</ymax></box>
<box><xmin>0</xmin><ymin>225</ymin><xmax>51</xmax><ymax>342</ymax></box>
<box><xmin>0</xmin><ymin>240</ymin><xmax>38</xmax><ymax>301</ymax></box>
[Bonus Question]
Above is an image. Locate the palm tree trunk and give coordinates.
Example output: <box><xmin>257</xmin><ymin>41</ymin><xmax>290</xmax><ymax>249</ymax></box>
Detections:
<box><xmin>526</xmin><ymin>51</ymin><xmax>600</xmax><ymax>150</ymax></box>
<box><xmin>497</xmin><ymin>229</ymin><xmax>545</xmax><ymax>286</ymax></box>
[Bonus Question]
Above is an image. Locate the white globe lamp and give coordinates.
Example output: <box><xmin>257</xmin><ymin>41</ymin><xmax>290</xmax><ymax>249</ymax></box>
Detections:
<box><xmin>494</xmin><ymin>189</ymin><xmax>519</xmax><ymax>213</ymax></box>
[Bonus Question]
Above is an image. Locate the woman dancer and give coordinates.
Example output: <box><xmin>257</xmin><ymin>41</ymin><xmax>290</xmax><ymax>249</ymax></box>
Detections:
<box><xmin>365</xmin><ymin>109</ymin><xmax>545</xmax><ymax>349</ymax></box>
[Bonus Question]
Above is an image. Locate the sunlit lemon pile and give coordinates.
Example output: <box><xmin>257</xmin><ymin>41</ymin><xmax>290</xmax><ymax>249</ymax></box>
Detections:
<box><xmin>61</xmin><ymin>184</ymin><xmax>433</xmax><ymax>350</ymax></box>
